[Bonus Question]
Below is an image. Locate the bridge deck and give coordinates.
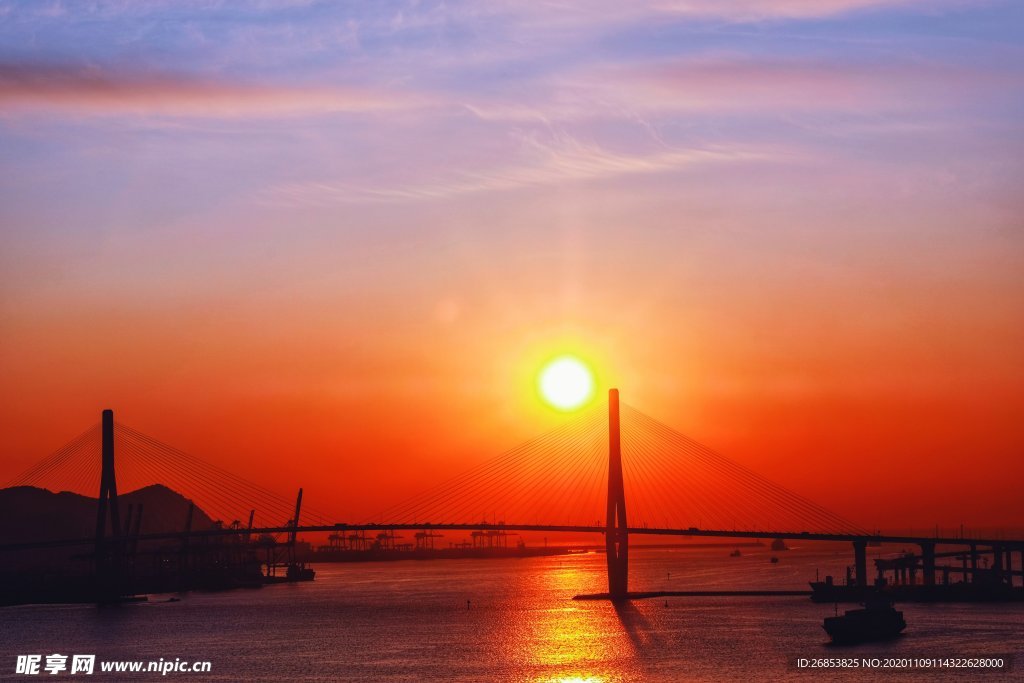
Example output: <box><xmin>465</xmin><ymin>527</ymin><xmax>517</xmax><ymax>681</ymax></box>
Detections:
<box><xmin>2</xmin><ymin>522</ymin><xmax>1021</xmax><ymax>552</ymax></box>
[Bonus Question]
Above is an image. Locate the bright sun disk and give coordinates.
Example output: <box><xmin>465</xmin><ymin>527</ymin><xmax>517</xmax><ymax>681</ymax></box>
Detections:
<box><xmin>538</xmin><ymin>356</ymin><xmax>594</xmax><ymax>410</ymax></box>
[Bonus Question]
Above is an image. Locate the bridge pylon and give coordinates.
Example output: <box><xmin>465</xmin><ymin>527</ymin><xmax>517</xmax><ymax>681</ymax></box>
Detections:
<box><xmin>95</xmin><ymin>409</ymin><xmax>122</xmax><ymax>589</ymax></box>
<box><xmin>606</xmin><ymin>388</ymin><xmax>628</xmax><ymax>598</ymax></box>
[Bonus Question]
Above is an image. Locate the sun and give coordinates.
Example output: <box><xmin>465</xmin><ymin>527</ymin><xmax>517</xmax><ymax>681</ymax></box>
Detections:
<box><xmin>538</xmin><ymin>356</ymin><xmax>595</xmax><ymax>411</ymax></box>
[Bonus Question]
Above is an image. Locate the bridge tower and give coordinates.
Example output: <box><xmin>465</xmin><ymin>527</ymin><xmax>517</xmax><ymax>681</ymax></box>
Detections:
<box><xmin>95</xmin><ymin>409</ymin><xmax>122</xmax><ymax>583</ymax></box>
<box><xmin>606</xmin><ymin>388</ymin><xmax>629</xmax><ymax>598</ymax></box>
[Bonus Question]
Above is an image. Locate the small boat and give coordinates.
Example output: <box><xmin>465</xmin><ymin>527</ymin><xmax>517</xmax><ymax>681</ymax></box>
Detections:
<box><xmin>286</xmin><ymin>563</ymin><xmax>316</xmax><ymax>582</ymax></box>
<box><xmin>824</xmin><ymin>595</ymin><xmax>906</xmax><ymax>644</ymax></box>
<box><xmin>770</xmin><ymin>556</ymin><xmax>779</xmax><ymax>564</ymax></box>
<box><xmin>729</xmin><ymin>549</ymin><xmax>741</xmax><ymax>557</ymax></box>
<box><xmin>771</xmin><ymin>538</ymin><xmax>789</xmax><ymax>551</ymax></box>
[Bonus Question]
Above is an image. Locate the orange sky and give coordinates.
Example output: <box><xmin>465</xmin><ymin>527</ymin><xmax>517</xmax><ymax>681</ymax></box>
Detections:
<box><xmin>1</xmin><ymin>1</ymin><xmax>1023</xmax><ymax>532</ymax></box>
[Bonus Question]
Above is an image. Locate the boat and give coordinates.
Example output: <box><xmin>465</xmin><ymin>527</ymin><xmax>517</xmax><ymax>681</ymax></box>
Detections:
<box><xmin>265</xmin><ymin>563</ymin><xmax>316</xmax><ymax>584</ymax></box>
<box><xmin>770</xmin><ymin>556</ymin><xmax>779</xmax><ymax>564</ymax></box>
<box><xmin>286</xmin><ymin>563</ymin><xmax>315</xmax><ymax>582</ymax></box>
<box><xmin>771</xmin><ymin>538</ymin><xmax>789</xmax><ymax>551</ymax></box>
<box><xmin>729</xmin><ymin>549</ymin><xmax>741</xmax><ymax>557</ymax></box>
<box><xmin>823</xmin><ymin>595</ymin><xmax>906</xmax><ymax>644</ymax></box>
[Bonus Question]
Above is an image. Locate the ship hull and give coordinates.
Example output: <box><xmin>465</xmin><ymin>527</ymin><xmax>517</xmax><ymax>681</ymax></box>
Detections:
<box><xmin>824</xmin><ymin>609</ymin><xmax>906</xmax><ymax>645</ymax></box>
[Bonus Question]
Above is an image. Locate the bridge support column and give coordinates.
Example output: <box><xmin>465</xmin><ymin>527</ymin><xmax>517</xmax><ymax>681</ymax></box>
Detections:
<box><xmin>853</xmin><ymin>540</ymin><xmax>867</xmax><ymax>590</ymax></box>
<box><xmin>606</xmin><ymin>389</ymin><xmax>628</xmax><ymax>599</ymax></box>
<box><xmin>95</xmin><ymin>409</ymin><xmax>121</xmax><ymax>589</ymax></box>
<box><xmin>921</xmin><ymin>542</ymin><xmax>936</xmax><ymax>587</ymax></box>
<box><xmin>970</xmin><ymin>544</ymin><xmax>978</xmax><ymax>583</ymax></box>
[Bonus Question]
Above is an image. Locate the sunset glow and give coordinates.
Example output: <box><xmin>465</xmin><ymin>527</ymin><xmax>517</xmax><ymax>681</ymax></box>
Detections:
<box><xmin>0</xmin><ymin>1</ymin><xmax>1021</xmax><ymax>532</ymax></box>
<box><xmin>2</xmin><ymin>3</ymin><xmax>1024</xmax><ymax>678</ymax></box>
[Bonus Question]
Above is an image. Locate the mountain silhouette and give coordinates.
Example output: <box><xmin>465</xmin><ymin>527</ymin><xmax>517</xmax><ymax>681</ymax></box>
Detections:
<box><xmin>0</xmin><ymin>484</ymin><xmax>214</xmax><ymax>545</ymax></box>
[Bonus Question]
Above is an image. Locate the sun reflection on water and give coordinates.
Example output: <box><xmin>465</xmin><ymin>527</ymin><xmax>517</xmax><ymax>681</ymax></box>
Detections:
<box><xmin>499</xmin><ymin>556</ymin><xmax>642</xmax><ymax>682</ymax></box>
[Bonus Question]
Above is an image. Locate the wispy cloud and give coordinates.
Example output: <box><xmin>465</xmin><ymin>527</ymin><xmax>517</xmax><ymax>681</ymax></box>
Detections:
<box><xmin>648</xmin><ymin>0</ymin><xmax>939</xmax><ymax>21</ymax></box>
<box><xmin>436</xmin><ymin>0</ymin><xmax>962</xmax><ymax>41</ymax></box>
<box><xmin>465</xmin><ymin>56</ymin><xmax>1018</xmax><ymax>122</ymax></box>
<box><xmin>432</xmin><ymin>0</ymin><xmax>949</xmax><ymax>34</ymax></box>
<box><xmin>269</xmin><ymin>136</ymin><xmax>773</xmax><ymax>205</ymax></box>
<box><xmin>0</xmin><ymin>63</ymin><xmax>429</xmax><ymax>118</ymax></box>
<box><xmin>599</xmin><ymin>57</ymin><xmax>1000</xmax><ymax>110</ymax></box>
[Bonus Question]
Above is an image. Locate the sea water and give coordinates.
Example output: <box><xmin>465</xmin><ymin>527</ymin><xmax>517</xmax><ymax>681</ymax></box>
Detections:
<box><xmin>2</xmin><ymin>545</ymin><xmax>1021</xmax><ymax>681</ymax></box>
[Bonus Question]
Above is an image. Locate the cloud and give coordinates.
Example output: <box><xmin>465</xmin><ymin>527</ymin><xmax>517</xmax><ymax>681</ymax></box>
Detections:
<box><xmin>465</xmin><ymin>56</ymin><xmax>1016</xmax><ymax>122</ymax></box>
<box><xmin>602</xmin><ymin>58</ymin><xmax>975</xmax><ymax>110</ymax></box>
<box><xmin>648</xmin><ymin>0</ymin><xmax>935</xmax><ymax>21</ymax></box>
<box><xmin>458</xmin><ymin>0</ymin><xmax>954</xmax><ymax>34</ymax></box>
<box><xmin>269</xmin><ymin>136</ymin><xmax>772</xmax><ymax>205</ymax></box>
<box><xmin>0</xmin><ymin>63</ymin><xmax>429</xmax><ymax>118</ymax></box>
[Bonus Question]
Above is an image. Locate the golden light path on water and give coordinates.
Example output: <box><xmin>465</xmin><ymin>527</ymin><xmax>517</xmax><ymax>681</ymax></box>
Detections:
<box><xmin>498</xmin><ymin>558</ymin><xmax>643</xmax><ymax>682</ymax></box>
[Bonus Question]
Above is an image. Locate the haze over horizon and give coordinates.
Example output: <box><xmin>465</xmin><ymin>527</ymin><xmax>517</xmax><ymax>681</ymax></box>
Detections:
<box><xmin>1</xmin><ymin>0</ymin><xmax>1022</xmax><ymax>531</ymax></box>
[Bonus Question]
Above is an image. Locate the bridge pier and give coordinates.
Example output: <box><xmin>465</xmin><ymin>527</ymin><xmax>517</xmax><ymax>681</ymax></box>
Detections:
<box><xmin>853</xmin><ymin>540</ymin><xmax>867</xmax><ymax>589</ymax></box>
<box><xmin>1004</xmin><ymin>546</ymin><xmax>1010</xmax><ymax>584</ymax></box>
<box><xmin>921</xmin><ymin>542</ymin><xmax>936</xmax><ymax>586</ymax></box>
<box><xmin>606</xmin><ymin>389</ymin><xmax>628</xmax><ymax>598</ymax></box>
<box><xmin>1019</xmin><ymin>547</ymin><xmax>1024</xmax><ymax>587</ymax></box>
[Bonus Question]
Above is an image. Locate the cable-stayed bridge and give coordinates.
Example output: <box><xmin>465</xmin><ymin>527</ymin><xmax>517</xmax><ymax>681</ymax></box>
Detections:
<box><xmin>3</xmin><ymin>390</ymin><xmax>1022</xmax><ymax>601</ymax></box>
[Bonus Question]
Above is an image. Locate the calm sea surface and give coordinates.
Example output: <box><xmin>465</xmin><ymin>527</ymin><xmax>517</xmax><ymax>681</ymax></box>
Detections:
<box><xmin>2</xmin><ymin>545</ymin><xmax>1021</xmax><ymax>681</ymax></box>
